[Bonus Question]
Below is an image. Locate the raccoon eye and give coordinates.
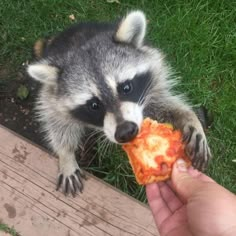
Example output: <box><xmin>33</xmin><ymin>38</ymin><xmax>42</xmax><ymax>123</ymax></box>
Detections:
<box><xmin>121</xmin><ymin>81</ymin><xmax>133</xmax><ymax>95</ymax></box>
<box><xmin>90</xmin><ymin>102</ymin><xmax>99</xmax><ymax>110</ymax></box>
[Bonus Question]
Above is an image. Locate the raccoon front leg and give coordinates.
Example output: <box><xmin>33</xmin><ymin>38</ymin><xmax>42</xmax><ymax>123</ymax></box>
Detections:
<box><xmin>144</xmin><ymin>96</ymin><xmax>211</xmax><ymax>171</ymax></box>
<box><xmin>56</xmin><ymin>147</ymin><xmax>86</xmax><ymax>196</ymax></box>
<box><xmin>46</xmin><ymin>122</ymin><xmax>86</xmax><ymax>196</ymax></box>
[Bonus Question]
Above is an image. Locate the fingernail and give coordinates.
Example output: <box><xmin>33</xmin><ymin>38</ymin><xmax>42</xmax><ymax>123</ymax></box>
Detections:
<box><xmin>176</xmin><ymin>159</ymin><xmax>187</xmax><ymax>172</ymax></box>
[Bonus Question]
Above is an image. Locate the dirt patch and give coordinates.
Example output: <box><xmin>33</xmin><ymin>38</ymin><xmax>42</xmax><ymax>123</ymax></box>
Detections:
<box><xmin>0</xmin><ymin>66</ymin><xmax>45</xmax><ymax>148</ymax></box>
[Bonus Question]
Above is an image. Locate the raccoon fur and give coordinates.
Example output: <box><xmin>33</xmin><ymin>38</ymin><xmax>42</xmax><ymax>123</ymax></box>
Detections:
<box><xmin>27</xmin><ymin>11</ymin><xmax>211</xmax><ymax>196</ymax></box>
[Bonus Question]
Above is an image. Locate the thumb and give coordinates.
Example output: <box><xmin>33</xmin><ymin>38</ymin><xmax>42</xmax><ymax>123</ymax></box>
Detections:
<box><xmin>171</xmin><ymin>159</ymin><xmax>204</xmax><ymax>200</ymax></box>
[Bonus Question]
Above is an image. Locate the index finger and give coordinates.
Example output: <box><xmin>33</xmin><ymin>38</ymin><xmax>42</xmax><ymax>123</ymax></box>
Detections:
<box><xmin>146</xmin><ymin>183</ymin><xmax>171</xmax><ymax>228</ymax></box>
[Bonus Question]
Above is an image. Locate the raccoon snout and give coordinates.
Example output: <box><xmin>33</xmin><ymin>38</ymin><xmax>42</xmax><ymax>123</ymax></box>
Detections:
<box><xmin>115</xmin><ymin>121</ymin><xmax>138</xmax><ymax>143</ymax></box>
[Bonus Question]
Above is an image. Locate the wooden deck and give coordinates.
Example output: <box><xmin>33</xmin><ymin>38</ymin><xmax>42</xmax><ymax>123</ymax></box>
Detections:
<box><xmin>0</xmin><ymin>126</ymin><xmax>158</xmax><ymax>236</ymax></box>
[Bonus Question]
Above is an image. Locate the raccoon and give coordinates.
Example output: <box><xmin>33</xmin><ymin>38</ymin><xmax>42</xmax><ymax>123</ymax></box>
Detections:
<box><xmin>27</xmin><ymin>11</ymin><xmax>211</xmax><ymax>196</ymax></box>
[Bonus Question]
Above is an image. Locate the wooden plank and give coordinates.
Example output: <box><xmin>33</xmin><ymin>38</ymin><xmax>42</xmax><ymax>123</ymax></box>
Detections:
<box><xmin>0</xmin><ymin>126</ymin><xmax>158</xmax><ymax>236</ymax></box>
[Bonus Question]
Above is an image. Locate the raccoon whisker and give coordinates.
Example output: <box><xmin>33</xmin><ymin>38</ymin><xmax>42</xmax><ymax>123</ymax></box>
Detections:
<box><xmin>97</xmin><ymin>135</ymin><xmax>109</xmax><ymax>156</ymax></box>
<box><xmin>141</xmin><ymin>98</ymin><xmax>154</xmax><ymax>111</ymax></box>
<box><xmin>140</xmin><ymin>87</ymin><xmax>157</xmax><ymax>108</ymax></box>
<box><xmin>103</xmin><ymin>139</ymin><xmax>112</xmax><ymax>158</ymax></box>
<box><xmin>99</xmin><ymin>140</ymin><xmax>107</xmax><ymax>157</ymax></box>
<box><xmin>140</xmin><ymin>78</ymin><xmax>154</xmax><ymax>103</ymax></box>
<box><xmin>82</xmin><ymin>131</ymin><xmax>104</xmax><ymax>156</ymax></box>
<box><xmin>106</xmin><ymin>140</ymin><xmax>114</xmax><ymax>160</ymax></box>
<box><xmin>96</xmin><ymin>138</ymin><xmax>110</xmax><ymax>165</ymax></box>
<box><xmin>86</xmin><ymin>129</ymin><xmax>102</xmax><ymax>139</ymax></box>
<box><xmin>83</xmin><ymin>129</ymin><xmax>103</xmax><ymax>147</ymax></box>
<box><xmin>81</xmin><ymin>136</ymin><xmax>100</xmax><ymax>157</ymax></box>
<box><xmin>138</xmin><ymin>84</ymin><xmax>151</xmax><ymax>106</ymax></box>
<box><xmin>97</xmin><ymin>136</ymin><xmax>108</xmax><ymax>155</ymax></box>
<box><xmin>138</xmin><ymin>79</ymin><xmax>154</xmax><ymax>106</ymax></box>
<box><xmin>102</xmin><ymin>136</ymin><xmax>111</xmax><ymax>156</ymax></box>
<box><xmin>138</xmin><ymin>93</ymin><xmax>152</xmax><ymax>108</ymax></box>
<box><xmin>80</xmin><ymin>133</ymin><xmax>107</xmax><ymax>167</ymax></box>
<box><xmin>83</xmin><ymin>134</ymin><xmax>108</xmax><ymax>167</ymax></box>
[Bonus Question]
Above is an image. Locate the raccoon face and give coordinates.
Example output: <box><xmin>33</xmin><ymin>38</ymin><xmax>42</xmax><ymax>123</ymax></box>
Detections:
<box><xmin>68</xmin><ymin>70</ymin><xmax>153</xmax><ymax>143</ymax></box>
<box><xmin>27</xmin><ymin>11</ymin><xmax>167</xmax><ymax>144</ymax></box>
<box><xmin>103</xmin><ymin>71</ymin><xmax>153</xmax><ymax>143</ymax></box>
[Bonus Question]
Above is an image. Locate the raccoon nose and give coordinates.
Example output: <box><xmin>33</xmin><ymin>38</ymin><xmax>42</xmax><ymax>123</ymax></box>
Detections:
<box><xmin>115</xmin><ymin>121</ymin><xmax>138</xmax><ymax>143</ymax></box>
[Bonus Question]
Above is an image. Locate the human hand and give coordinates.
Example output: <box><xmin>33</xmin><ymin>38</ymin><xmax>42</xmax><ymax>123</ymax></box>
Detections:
<box><xmin>146</xmin><ymin>159</ymin><xmax>236</xmax><ymax>236</ymax></box>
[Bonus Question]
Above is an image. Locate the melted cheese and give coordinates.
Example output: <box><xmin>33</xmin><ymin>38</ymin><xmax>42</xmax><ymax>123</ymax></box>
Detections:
<box><xmin>132</xmin><ymin>135</ymin><xmax>169</xmax><ymax>168</ymax></box>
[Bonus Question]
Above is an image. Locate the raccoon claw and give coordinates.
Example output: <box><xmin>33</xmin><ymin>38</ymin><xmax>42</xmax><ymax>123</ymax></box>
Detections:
<box><xmin>183</xmin><ymin>125</ymin><xmax>211</xmax><ymax>171</ymax></box>
<box><xmin>56</xmin><ymin>169</ymin><xmax>86</xmax><ymax>196</ymax></box>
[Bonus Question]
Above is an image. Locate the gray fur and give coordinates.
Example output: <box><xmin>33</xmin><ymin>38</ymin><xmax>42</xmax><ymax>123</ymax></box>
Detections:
<box><xmin>27</xmin><ymin>11</ymin><xmax>211</xmax><ymax>196</ymax></box>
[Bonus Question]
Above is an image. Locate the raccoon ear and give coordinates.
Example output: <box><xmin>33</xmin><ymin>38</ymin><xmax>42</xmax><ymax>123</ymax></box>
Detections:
<box><xmin>114</xmin><ymin>10</ymin><xmax>146</xmax><ymax>47</ymax></box>
<box><xmin>27</xmin><ymin>63</ymin><xmax>59</xmax><ymax>85</ymax></box>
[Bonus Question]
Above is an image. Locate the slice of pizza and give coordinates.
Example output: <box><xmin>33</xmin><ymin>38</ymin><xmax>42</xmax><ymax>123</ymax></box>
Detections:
<box><xmin>122</xmin><ymin>118</ymin><xmax>191</xmax><ymax>185</ymax></box>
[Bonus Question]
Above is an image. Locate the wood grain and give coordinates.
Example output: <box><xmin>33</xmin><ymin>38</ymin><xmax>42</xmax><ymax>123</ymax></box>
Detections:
<box><xmin>0</xmin><ymin>126</ymin><xmax>158</xmax><ymax>236</ymax></box>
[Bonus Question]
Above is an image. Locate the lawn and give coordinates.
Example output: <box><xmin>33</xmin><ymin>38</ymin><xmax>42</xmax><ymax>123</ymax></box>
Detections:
<box><xmin>0</xmin><ymin>1</ymin><xmax>235</xmax><ymax>232</ymax></box>
<box><xmin>0</xmin><ymin>223</ymin><xmax>19</xmax><ymax>236</ymax></box>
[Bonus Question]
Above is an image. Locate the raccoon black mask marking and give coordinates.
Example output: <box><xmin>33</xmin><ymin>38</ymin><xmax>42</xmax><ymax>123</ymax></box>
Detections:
<box><xmin>117</xmin><ymin>71</ymin><xmax>152</xmax><ymax>103</ymax></box>
<box><xmin>70</xmin><ymin>71</ymin><xmax>152</xmax><ymax>127</ymax></box>
<box><xmin>27</xmin><ymin>10</ymin><xmax>211</xmax><ymax>196</ymax></box>
<box><xmin>70</xmin><ymin>97</ymin><xmax>106</xmax><ymax>127</ymax></box>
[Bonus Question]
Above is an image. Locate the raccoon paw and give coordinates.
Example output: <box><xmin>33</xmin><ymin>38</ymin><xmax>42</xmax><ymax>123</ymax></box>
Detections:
<box><xmin>56</xmin><ymin>168</ymin><xmax>86</xmax><ymax>197</ymax></box>
<box><xmin>183</xmin><ymin>125</ymin><xmax>211</xmax><ymax>171</ymax></box>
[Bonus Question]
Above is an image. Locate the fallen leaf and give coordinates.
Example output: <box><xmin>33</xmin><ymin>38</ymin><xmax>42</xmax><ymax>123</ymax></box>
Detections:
<box><xmin>106</xmin><ymin>0</ymin><xmax>120</xmax><ymax>4</ymax></box>
<box><xmin>17</xmin><ymin>85</ymin><xmax>29</xmax><ymax>100</ymax></box>
<box><xmin>69</xmin><ymin>14</ymin><xmax>75</xmax><ymax>21</ymax></box>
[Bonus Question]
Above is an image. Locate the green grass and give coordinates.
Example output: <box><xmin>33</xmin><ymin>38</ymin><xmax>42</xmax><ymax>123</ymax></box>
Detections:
<box><xmin>0</xmin><ymin>0</ymin><xmax>235</xmax><ymax>206</ymax></box>
<box><xmin>0</xmin><ymin>223</ymin><xmax>19</xmax><ymax>236</ymax></box>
